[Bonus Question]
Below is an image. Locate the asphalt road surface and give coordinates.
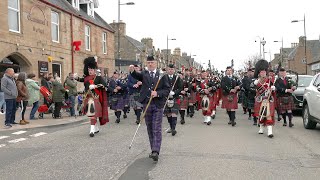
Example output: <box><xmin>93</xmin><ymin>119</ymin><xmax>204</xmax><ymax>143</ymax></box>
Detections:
<box><xmin>1</xmin><ymin>108</ymin><xmax>320</xmax><ymax>180</ymax></box>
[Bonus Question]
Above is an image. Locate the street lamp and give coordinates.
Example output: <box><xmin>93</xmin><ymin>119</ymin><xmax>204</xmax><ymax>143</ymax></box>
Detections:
<box><xmin>274</xmin><ymin>37</ymin><xmax>284</xmax><ymax>68</ymax></box>
<box><xmin>166</xmin><ymin>35</ymin><xmax>176</xmax><ymax>65</ymax></box>
<box><xmin>117</xmin><ymin>1</ymin><xmax>135</xmax><ymax>67</ymax></box>
<box><xmin>255</xmin><ymin>36</ymin><xmax>262</xmax><ymax>58</ymax></box>
<box><xmin>261</xmin><ymin>37</ymin><xmax>266</xmax><ymax>59</ymax></box>
<box><xmin>291</xmin><ymin>14</ymin><xmax>307</xmax><ymax>74</ymax></box>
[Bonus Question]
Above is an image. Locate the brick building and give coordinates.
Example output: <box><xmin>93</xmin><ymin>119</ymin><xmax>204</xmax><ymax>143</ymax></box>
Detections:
<box><xmin>0</xmin><ymin>0</ymin><xmax>115</xmax><ymax>80</ymax></box>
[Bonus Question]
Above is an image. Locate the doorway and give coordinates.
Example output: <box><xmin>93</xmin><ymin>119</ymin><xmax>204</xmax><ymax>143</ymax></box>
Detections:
<box><xmin>52</xmin><ymin>63</ymin><xmax>61</xmax><ymax>78</ymax></box>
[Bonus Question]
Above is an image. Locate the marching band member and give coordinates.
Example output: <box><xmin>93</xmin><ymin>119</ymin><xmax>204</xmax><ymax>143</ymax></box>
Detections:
<box><xmin>120</xmin><ymin>72</ymin><xmax>130</xmax><ymax>119</ymax></box>
<box><xmin>269</xmin><ymin>70</ymin><xmax>282</xmax><ymax>122</ymax></box>
<box><xmin>275</xmin><ymin>68</ymin><xmax>296</xmax><ymax>127</ymax></box>
<box><xmin>109</xmin><ymin>71</ymin><xmax>127</xmax><ymax>123</ymax></box>
<box><xmin>128</xmin><ymin>65</ymin><xmax>143</xmax><ymax>124</ymax></box>
<box><xmin>80</xmin><ymin>57</ymin><xmax>109</xmax><ymax>137</ymax></box>
<box><xmin>164</xmin><ymin>64</ymin><xmax>183</xmax><ymax>135</ymax></box>
<box><xmin>243</xmin><ymin>68</ymin><xmax>256</xmax><ymax>123</ymax></box>
<box><xmin>185</xmin><ymin>69</ymin><xmax>197</xmax><ymax>118</ymax></box>
<box><xmin>178</xmin><ymin>71</ymin><xmax>189</xmax><ymax>124</ymax></box>
<box><xmin>221</xmin><ymin>66</ymin><xmax>241</xmax><ymax>126</ymax></box>
<box><xmin>197</xmin><ymin>70</ymin><xmax>219</xmax><ymax>125</ymax></box>
<box><xmin>253</xmin><ymin>60</ymin><xmax>276</xmax><ymax>138</ymax></box>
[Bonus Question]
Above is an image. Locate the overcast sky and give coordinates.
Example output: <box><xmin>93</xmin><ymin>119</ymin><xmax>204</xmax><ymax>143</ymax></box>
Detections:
<box><xmin>96</xmin><ymin>0</ymin><xmax>320</xmax><ymax>70</ymax></box>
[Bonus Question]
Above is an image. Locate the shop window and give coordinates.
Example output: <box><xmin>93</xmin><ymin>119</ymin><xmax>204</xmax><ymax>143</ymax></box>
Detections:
<box><xmin>8</xmin><ymin>0</ymin><xmax>20</xmax><ymax>33</ymax></box>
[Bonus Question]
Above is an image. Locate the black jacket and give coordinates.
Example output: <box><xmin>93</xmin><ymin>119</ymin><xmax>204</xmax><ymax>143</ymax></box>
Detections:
<box><xmin>166</xmin><ymin>74</ymin><xmax>183</xmax><ymax>99</ymax></box>
<box><xmin>131</xmin><ymin>69</ymin><xmax>170</xmax><ymax>108</ymax></box>
<box><xmin>275</xmin><ymin>77</ymin><xmax>294</xmax><ymax>97</ymax></box>
<box><xmin>221</xmin><ymin>75</ymin><xmax>241</xmax><ymax>95</ymax></box>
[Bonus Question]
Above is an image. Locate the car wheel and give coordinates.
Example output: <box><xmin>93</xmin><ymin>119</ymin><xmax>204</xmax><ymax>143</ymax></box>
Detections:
<box><xmin>303</xmin><ymin>104</ymin><xmax>317</xmax><ymax>129</ymax></box>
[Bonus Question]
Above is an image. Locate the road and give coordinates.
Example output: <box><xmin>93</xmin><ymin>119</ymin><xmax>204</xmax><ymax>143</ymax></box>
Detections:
<box><xmin>1</xmin><ymin>108</ymin><xmax>320</xmax><ymax>180</ymax></box>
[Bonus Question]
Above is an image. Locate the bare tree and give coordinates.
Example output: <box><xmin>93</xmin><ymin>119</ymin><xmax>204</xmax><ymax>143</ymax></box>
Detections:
<box><xmin>242</xmin><ymin>54</ymin><xmax>260</xmax><ymax>70</ymax></box>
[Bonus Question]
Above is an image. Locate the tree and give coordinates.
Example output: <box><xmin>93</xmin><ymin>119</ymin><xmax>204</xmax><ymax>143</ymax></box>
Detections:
<box><xmin>242</xmin><ymin>54</ymin><xmax>260</xmax><ymax>70</ymax></box>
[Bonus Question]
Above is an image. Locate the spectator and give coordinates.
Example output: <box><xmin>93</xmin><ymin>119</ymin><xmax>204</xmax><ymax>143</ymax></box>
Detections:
<box><xmin>52</xmin><ymin>77</ymin><xmax>67</xmax><ymax>118</ymax></box>
<box><xmin>26</xmin><ymin>73</ymin><xmax>40</xmax><ymax>120</ymax></box>
<box><xmin>41</xmin><ymin>72</ymin><xmax>50</xmax><ymax>106</ymax></box>
<box><xmin>0</xmin><ymin>72</ymin><xmax>6</xmax><ymax>114</ymax></box>
<box><xmin>64</xmin><ymin>73</ymin><xmax>77</xmax><ymax>117</ymax></box>
<box><xmin>16</xmin><ymin>72</ymin><xmax>29</xmax><ymax>125</ymax></box>
<box><xmin>1</xmin><ymin>68</ymin><xmax>18</xmax><ymax>128</ymax></box>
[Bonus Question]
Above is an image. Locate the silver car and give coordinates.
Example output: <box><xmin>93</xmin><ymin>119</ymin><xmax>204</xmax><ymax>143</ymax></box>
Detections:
<box><xmin>302</xmin><ymin>73</ymin><xmax>320</xmax><ymax>129</ymax></box>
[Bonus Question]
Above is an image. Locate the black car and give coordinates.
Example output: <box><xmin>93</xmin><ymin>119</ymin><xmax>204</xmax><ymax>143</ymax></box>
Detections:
<box><xmin>291</xmin><ymin>75</ymin><xmax>313</xmax><ymax>111</ymax></box>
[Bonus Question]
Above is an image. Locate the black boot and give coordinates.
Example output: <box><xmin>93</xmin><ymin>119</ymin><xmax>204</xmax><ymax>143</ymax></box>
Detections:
<box><xmin>171</xmin><ymin>117</ymin><xmax>177</xmax><ymax>136</ymax></box>
<box><xmin>189</xmin><ymin>106</ymin><xmax>195</xmax><ymax>118</ymax></box>
<box><xmin>136</xmin><ymin>109</ymin><xmax>141</xmax><ymax>124</ymax></box>
<box><xmin>115</xmin><ymin>111</ymin><xmax>121</xmax><ymax>123</ymax></box>
<box><xmin>288</xmin><ymin>112</ymin><xmax>294</xmax><ymax>127</ymax></box>
<box><xmin>248</xmin><ymin>109</ymin><xmax>252</xmax><ymax>120</ymax></box>
<box><xmin>243</xmin><ymin>107</ymin><xmax>247</xmax><ymax>114</ymax></box>
<box><xmin>282</xmin><ymin>113</ymin><xmax>287</xmax><ymax>126</ymax></box>
<box><xmin>179</xmin><ymin>110</ymin><xmax>185</xmax><ymax>124</ymax></box>
<box><xmin>253</xmin><ymin>116</ymin><xmax>257</xmax><ymax>126</ymax></box>
<box><xmin>227</xmin><ymin>111</ymin><xmax>232</xmax><ymax>125</ymax></box>
<box><xmin>167</xmin><ymin>116</ymin><xmax>173</xmax><ymax>133</ymax></box>
<box><xmin>231</xmin><ymin>111</ymin><xmax>236</xmax><ymax>126</ymax></box>
<box><xmin>186</xmin><ymin>107</ymin><xmax>190</xmax><ymax>117</ymax></box>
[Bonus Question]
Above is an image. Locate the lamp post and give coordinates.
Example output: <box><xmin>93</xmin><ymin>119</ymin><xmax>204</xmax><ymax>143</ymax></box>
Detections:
<box><xmin>274</xmin><ymin>37</ymin><xmax>284</xmax><ymax>68</ymax></box>
<box><xmin>291</xmin><ymin>14</ymin><xmax>307</xmax><ymax>74</ymax></box>
<box><xmin>261</xmin><ymin>37</ymin><xmax>266</xmax><ymax>59</ymax></box>
<box><xmin>117</xmin><ymin>1</ymin><xmax>134</xmax><ymax>68</ymax></box>
<box><xmin>255</xmin><ymin>36</ymin><xmax>262</xmax><ymax>58</ymax></box>
<box><xmin>166</xmin><ymin>35</ymin><xmax>176</xmax><ymax>66</ymax></box>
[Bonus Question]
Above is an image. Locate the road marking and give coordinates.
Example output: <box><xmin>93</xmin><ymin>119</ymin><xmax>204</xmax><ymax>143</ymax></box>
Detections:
<box><xmin>30</xmin><ymin>132</ymin><xmax>47</xmax><ymax>137</ymax></box>
<box><xmin>0</xmin><ymin>144</ymin><xmax>6</xmax><ymax>148</ymax></box>
<box><xmin>8</xmin><ymin>138</ymin><xmax>27</xmax><ymax>143</ymax></box>
<box><xmin>12</xmin><ymin>131</ymin><xmax>27</xmax><ymax>135</ymax></box>
<box><xmin>80</xmin><ymin>122</ymin><xmax>89</xmax><ymax>125</ymax></box>
<box><xmin>0</xmin><ymin>136</ymin><xmax>10</xmax><ymax>140</ymax></box>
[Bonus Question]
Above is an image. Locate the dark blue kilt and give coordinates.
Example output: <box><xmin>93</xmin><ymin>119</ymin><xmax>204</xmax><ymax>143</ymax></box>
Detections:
<box><xmin>111</xmin><ymin>95</ymin><xmax>125</xmax><ymax>110</ymax></box>
<box><xmin>123</xmin><ymin>94</ymin><xmax>130</xmax><ymax>107</ymax></box>
<box><xmin>164</xmin><ymin>100</ymin><xmax>179</xmax><ymax>114</ymax></box>
<box><xmin>247</xmin><ymin>98</ymin><xmax>255</xmax><ymax>109</ymax></box>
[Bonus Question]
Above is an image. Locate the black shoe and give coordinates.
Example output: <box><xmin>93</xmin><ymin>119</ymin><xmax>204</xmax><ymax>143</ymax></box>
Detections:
<box><xmin>268</xmin><ymin>134</ymin><xmax>274</xmax><ymax>138</ymax></box>
<box><xmin>172</xmin><ymin>130</ymin><xmax>177</xmax><ymax>136</ymax></box>
<box><xmin>89</xmin><ymin>132</ymin><xmax>94</xmax><ymax>137</ymax></box>
<box><xmin>207</xmin><ymin>121</ymin><xmax>212</xmax><ymax>125</ymax></box>
<box><xmin>11</xmin><ymin>122</ymin><xmax>18</xmax><ymax>125</ymax></box>
<box><xmin>289</xmin><ymin>122</ymin><xmax>294</xmax><ymax>127</ymax></box>
<box><xmin>136</xmin><ymin>119</ymin><xmax>140</xmax><ymax>124</ymax></box>
<box><xmin>150</xmin><ymin>152</ymin><xmax>159</xmax><ymax>162</ymax></box>
<box><xmin>190</xmin><ymin>114</ymin><xmax>194</xmax><ymax>118</ymax></box>
<box><xmin>211</xmin><ymin>115</ymin><xmax>215</xmax><ymax>119</ymax></box>
<box><xmin>123</xmin><ymin>114</ymin><xmax>127</xmax><ymax>119</ymax></box>
<box><xmin>180</xmin><ymin>119</ymin><xmax>185</xmax><ymax>125</ymax></box>
<box><xmin>278</xmin><ymin>117</ymin><xmax>281</xmax><ymax>121</ymax></box>
<box><xmin>115</xmin><ymin>118</ymin><xmax>120</xmax><ymax>123</ymax></box>
<box><xmin>228</xmin><ymin>121</ymin><xmax>232</xmax><ymax>125</ymax></box>
<box><xmin>253</xmin><ymin>122</ymin><xmax>257</xmax><ymax>126</ymax></box>
<box><xmin>232</xmin><ymin>121</ymin><xmax>236</xmax><ymax>126</ymax></box>
<box><xmin>283</xmin><ymin>123</ymin><xmax>287</xmax><ymax>126</ymax></box>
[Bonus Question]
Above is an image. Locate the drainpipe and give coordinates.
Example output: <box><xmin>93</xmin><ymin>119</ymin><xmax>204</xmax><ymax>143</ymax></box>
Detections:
<box><xmin>71</xmin><ymin>14</ymin><xmax>74</xmax><ymax>73</ymax></box>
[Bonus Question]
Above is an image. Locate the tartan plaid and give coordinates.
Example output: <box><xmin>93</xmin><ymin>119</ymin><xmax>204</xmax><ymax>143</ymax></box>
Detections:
<box><xmin>123</xmin><ymin>94</ymin><xmax>130</xmax><ymax>106</ymax></box>
<box><xmin>238</xmin><ymin>91</ymin><xmax>244</xmax><ymax>103</ymax></box>
<box><xmin>247</xmin><ymin>98</ymin><xmax>255</xmax><ymax>109</ymax></box>
<box><xmin>180</xmin><ymin>96</ymin><xmax>189</xmax><ymax>109</ymax></box>
<box><xmin>221</xmin><ymin>94</ymin><xmax>238</xmax><ymax>109</ymax></box>
<box><xmin>241</xmin><ymin>94</ymin><xmax>248</xmax><ymax>108</ymax></box>
<box><xmin>144</xmin><ymin>104</ymin><xmax>163</xmax><ymax>153</ymax></box>
<box><xmin>129</xmin><ymin>94</ymin><xmax>143</xmax><ymax>109</ymax></box>
<box><xmin>110</xmin><ymin>95</ymin><xmax>125</xmax><ymax>110</ymax></box>
<box><xmin>277</xmin><ymin>96</ymin><xmax>295</xmax><ymax>112</ymax></box>
<box><xmin>82</xmin><ymin>94</ymin><xmax>102</xmax><ymax>118</ymax></box>
<box><xmin>164</xmin><ymin>100</ymin><xmax>179</xmax><ymax>114</ymax></box>
<box><xmin>253</xmin><ymin>100</ymin><xmax>275</xmax><ymax>126</ymax></box>
<box><xmin>188</xmin><ymin>91</ymin><xmax>197</xmax><ymax>104</ymax></box>
<box><xmin>200</xmin><ymin>95</ymin><xmax>217</xmax><ymax>116</ymax></box>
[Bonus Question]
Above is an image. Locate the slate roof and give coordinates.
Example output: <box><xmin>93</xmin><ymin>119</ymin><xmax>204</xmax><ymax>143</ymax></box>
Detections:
<box><xmin>45</xmin><ymin>0</ymin><xmax>114</xmax><ymax>32</ymax></box>
<box><xmin>288</xmin><ymin>40</ymin><xmax>320</xmax><ymax>63</ymax></box>
<box><xmin>125</xmin><ymin>36</ymin><xmax>145</xmax><ymax>52</ymax></box>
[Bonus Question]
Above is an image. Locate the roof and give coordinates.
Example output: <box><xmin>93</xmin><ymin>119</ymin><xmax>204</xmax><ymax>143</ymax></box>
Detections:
<box><xmin>288</xmin><ymin>40</ymin><xmax>320</xmax><ymax>63</ymax></box>
<box><xmin>125</xmin><ymin>36</ymin><xmax>145</xmax><ymax>52</ymax></box>
<box><xmin>45</xmin><ymin>0</ymin><xmax>114</xmax><ymax>32</ymax></box>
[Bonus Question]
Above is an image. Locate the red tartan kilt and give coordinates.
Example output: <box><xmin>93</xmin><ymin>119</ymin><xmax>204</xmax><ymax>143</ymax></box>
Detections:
<box><xmin>221</xmin><ymin>94</ymin><xmax>238</xmax><ymax>109</ymax></box>
<box><xmin>273</xmin><ymin>95</ymin><xmax>278</xmax><ymax>109</ymax></box>
<box><xmin>196</xmin><ymin>93</ymin><xmax>202</xmax><ymax>110</ymax></box>
<box><xmin>83</xmin><ymin>96</ymin><xmax>102</xmax><ymax>118</ymax></box>
<box><xmin>179</xmin><ymin>97</ymin><xmax>188</xmax><ymax>109</ymax></box>
<box><xmin>253</xmin><ymin>100</ymin><xmax>275</xmax><ymax>117</ymax></box>
<box><xmin>188</xmin><ymin>91</ymin><xmax>197</xmax><ymax>104</ymax></box>
<box><xmin>277</xmin><ymin>96</ymin><xmax>295</xmax><ymax>112</ymax></box>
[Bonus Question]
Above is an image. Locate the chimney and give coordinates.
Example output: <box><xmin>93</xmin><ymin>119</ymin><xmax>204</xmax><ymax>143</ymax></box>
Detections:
<box><xmin>141</xmin><ymin>38</ymin><xmax>153</xmax><ymax>49</ymax></box>
<box><xmin>109</xmin><ymin>21</ymin><xmax>126</xmax><ymax>36</ymax></box>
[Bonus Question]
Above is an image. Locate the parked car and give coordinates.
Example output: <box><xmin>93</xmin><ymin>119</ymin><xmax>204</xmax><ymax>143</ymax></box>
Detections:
<box><xmin>302</xmin><ymin>73</ymin><xmax>320</xmax><ymax>129</ymax></box>
<box><xmin>291</xmin><ymin>75</ymin><xmax>313</xmax><ymax>111</ymax></box>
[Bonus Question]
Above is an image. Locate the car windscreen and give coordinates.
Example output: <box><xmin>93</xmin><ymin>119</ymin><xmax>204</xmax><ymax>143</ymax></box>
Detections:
<box><xmin>298</xmin><ymin>77</ymin><xmax>313</xmax><ymax>87</ymax></box>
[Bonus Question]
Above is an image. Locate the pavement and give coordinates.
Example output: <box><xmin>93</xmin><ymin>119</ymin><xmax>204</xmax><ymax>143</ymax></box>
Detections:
<box><xmin>0</xmin><ymin>106</ymin><xmax>89</xmax><ymax>132</ymax></box>
<box><xmin>1</xmin><ymin>107</ymin><xmax>320</xmax><ymax>180</ymax></box>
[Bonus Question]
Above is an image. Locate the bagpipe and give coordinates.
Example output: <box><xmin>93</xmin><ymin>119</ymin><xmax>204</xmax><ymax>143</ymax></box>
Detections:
<box><xmin>255</xmin><ymin>77</ymin><xmax>274</xmax><ymax>121</ymax></box>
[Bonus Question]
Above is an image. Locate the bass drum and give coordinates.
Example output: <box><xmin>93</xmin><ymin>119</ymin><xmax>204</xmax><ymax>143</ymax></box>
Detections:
<box><xmin>201</xmin><ymin>95</ymin><xmax>210</xmax><ymax>111</ymax></box>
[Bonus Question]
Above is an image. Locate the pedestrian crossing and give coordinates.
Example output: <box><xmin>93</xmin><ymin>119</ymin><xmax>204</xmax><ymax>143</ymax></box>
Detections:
<box><xmin>0</xmin><ymin>130</ymin><xmax>47</xmax><ymax>148</ymax></box>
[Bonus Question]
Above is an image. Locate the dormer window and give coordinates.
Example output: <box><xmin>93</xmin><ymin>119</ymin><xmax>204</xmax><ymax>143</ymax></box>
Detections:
<box><xmin>88</xmin><ymin>2</ymin><xmax>94</xmax><ymax>17</ymax></box>
<box><xmin>72</xmin><ymin>0</ymin><xmax>80</xmax><ymax>10</ymax></box>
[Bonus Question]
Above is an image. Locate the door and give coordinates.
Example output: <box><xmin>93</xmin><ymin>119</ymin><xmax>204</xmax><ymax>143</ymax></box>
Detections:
<box><xmin>52</xmin><ymin>63</ymin><xmax>62</xmax><ymax>79</ymax></box>
<box><xmin>309</xmin><ymin>75</ymin><xmax>320</xmax><ymax>118</ymax></box>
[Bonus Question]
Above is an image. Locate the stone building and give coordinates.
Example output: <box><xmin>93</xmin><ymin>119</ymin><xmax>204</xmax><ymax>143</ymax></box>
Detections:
<box><xmin>110</xmin><ymin>21</ymin><xmax>154</xmax><ymax>72</ymax></box>
<box><xmin>0</xmin><ymin>0</ymin><xmax>115</xmax><ymax>80</ymax></box>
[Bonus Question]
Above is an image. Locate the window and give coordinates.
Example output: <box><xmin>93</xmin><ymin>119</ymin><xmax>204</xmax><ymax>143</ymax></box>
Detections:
<box><xmin>102</xmin><ymin>32</ymin><xmax>107</xmax><ymax>54</ymax></box>
<box><xmin>88</xmin><ymin>3</ymin><xmax>94</xmax><ymax>17</ymax></box>
<box><xmin>51</xmin><ymin>11</ymin><xmax>59</xmax><ymax>42</ymax></box>
<box><xmin>313</xmin><ymin>75</ymin><xmax>320</xmax><ymax>87</ymax></box>
<box><xmin>85</xmin><ymin>25</ymin><xmax>91</xmax><ymax>51</ymax></box>
<box><xmin>72</xmin><ymin>0</ymin><xmax>79</xmax><ymax>10</ymax></box>
<box><xmin>8</xmin><ymin>0</ymin><xmax>20</xmax><ymax>32</ymax></box>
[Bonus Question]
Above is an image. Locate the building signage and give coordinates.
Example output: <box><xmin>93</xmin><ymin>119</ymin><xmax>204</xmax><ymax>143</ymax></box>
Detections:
<box><xmin>27</xmin><ymin>6</ymin><xmax>48</xmax><ymax>26</ymax></box>
<box><xmin>311</xmin><ymin>63</ymin><xmax>320</xmax><ymax>71</ymax></box>
<box><xmin>38</xmin><ymin>61</ymin><xmax>48</xmax><ymax>77</ymax></box>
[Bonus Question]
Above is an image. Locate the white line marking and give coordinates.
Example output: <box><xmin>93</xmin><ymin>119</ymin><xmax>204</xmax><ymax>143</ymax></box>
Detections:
<box><xmin>0</xmin><ymin>136</ymin><xmax>10</xmax><ymax>140</ymax></box>
<box><xmin>8</xmin><ymin>138</ymin><xmax>27</xmax><ymax>143</ymax></box>
<box><xmin>12</xmin><ymin>131</ymin><xmax>27</xmax><ymax>135</ymax></box>
<box><xmin>0</xmin><ymin>144</ymin><xmax>6</xmax><ymax>148</ymax></box>
<box><xmin>30</xmin><ymin>132</ymin><xmax>47</xmax><ymax>137</ymax></box>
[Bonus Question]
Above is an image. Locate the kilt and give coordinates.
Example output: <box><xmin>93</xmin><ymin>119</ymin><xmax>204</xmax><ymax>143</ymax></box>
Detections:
<box><xmin>188</xmin><ymin>91</ymin><xmax>197</xmax><ymax>104</ymax></box>
<box><xmin>179</xmin><ymin>95</ymin><xmax>189</xmax><ymax>109</ymax></box>
<box><xmin>123</xmin><ymin>94</ymin><xmax>130</xmax><ymax>107</ymax></box>
<box><xmin>221</xmin><ymin>93</ymin><xmax>238</xmax><ymax>109</ymax></box>
<box><xmin>277</xmin><ymin>96</ymin><xmax>295</xmax><ymax>112</ymax></box>
<box><xmin>164</xmin><ymin>99</ymin><xmax>179</xmax><ymax>114</ymax></box>
<box><xmin>82</xmin><ymin>95</ymin><xmax>102</xmax><ymax>118</ymax></box>
<box><xmin>129</xmin><ymin>93</ymin><xmax>143</xmax><ymax>109</ymax></box>
<box><xmin>200</xmin><ymin>95</ymin><xmax>216</xmax><ymax>116</ymax></box>
<box><xmin>241</xmin><ymin>94</ymin><xmax>248</xmax><ymax>108</ymax></box>
<box><xmin>238</xmin><ymin>91</ymin><xmax>244</xmax><ymax>103</ymax></box>
<box><xmin>196</xmin><ymin>93</ymin><xmax>202</xmax><ymax>110</ymax></box>
<box><xmin>253</xmin><ymin>99</ymin><xmax>275</xmax><ymax>125</ymax></box>
<box><xmin>247</xmin><ymin>98</ymin><xmax>255</xmax><ymax>109</ymax></box>
<box><xmin>110</xmin><ymin>94</ymin><xmax>125</xmax><ymax>110</ymax></box>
